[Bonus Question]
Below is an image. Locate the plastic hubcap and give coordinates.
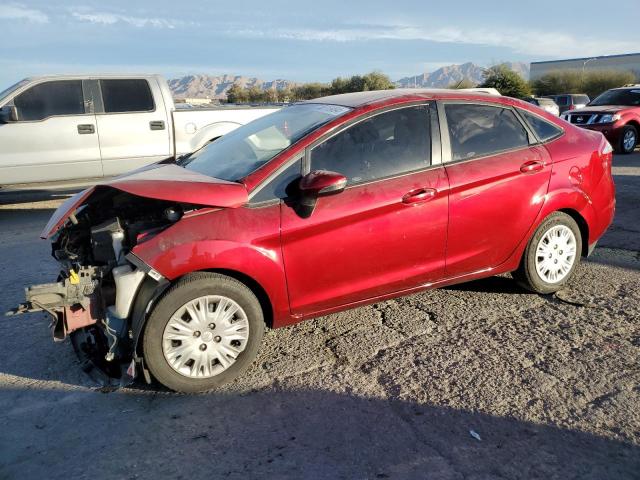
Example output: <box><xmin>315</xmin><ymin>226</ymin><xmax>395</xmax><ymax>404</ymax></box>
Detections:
<box><xmin>162</xmin><ymin>295</ymin><xmax>250</xmax><ymax>378</ymax></box>
<box><xmin>535</xmin><ymin>225</ymin><xmax>577</xmax><ymax>284</ymax></box>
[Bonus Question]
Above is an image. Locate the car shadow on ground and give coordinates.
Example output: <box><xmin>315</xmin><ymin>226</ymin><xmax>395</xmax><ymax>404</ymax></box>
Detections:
<box><xmin>444</xmin><ymin>275</ymin><xmax>528</xmax><ymax>295</ymax></box>
<box><xmin>0</xmin><ymin>385</ymin><xmax>637</xmax><ymax>479</ymax></box>
<box><xmin>0</xmin><ymin>188</ymin><xmax>78</xmax><ymax>206</ymax></box>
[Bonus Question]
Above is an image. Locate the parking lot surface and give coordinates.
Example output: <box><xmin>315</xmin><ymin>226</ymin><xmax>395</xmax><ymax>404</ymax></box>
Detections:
<box><xmin>1</xmin><ymin>153</ymin><xmax>639</xmax><ymax>479</ymax></box>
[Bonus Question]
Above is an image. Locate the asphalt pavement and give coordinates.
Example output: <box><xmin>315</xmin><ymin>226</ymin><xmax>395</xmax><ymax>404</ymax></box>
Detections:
<box><xmin>0</xmin><ymin>153</ymin><xmax>639</xmax><ymax>479</ymax></box>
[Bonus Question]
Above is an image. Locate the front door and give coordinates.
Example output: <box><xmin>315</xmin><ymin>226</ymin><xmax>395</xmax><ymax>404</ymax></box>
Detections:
<box><xmin>0</xmin><ymin>80</ymin><xmax>102</xmax><ymax>184</ymax></box>
<box><xmin>441</xmin><ymin>102</ymin><xmax>552</xmax><ymax>277</ymax></box>
<box><xmin>280</xmin><ymin>104</ymin><xmax>449</xmax><ymax>317</ymax></box>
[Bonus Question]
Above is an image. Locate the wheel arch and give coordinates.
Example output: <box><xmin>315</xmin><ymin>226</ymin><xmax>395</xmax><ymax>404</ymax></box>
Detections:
<box><xmin>625</xmin><ymin>119</ymin><xmax>640</xmax><ymax>131</ymax></box>
<box><xmin>558</xmin><ymin>207</ymin><xmax>590</xmax><ymax>257</ymax></box>
<box><xmin>198</xmin><ymin>268</ymin><xmax>274</xmax><ymax>329</ymax></box>
<box><xmin>132</xmin><ymin>267</ymin><xmax>275</xmax><ymax>364</ymax></box>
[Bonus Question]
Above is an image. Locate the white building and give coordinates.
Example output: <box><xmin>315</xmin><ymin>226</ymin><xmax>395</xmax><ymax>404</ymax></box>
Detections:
<box><xmin>530</xmin><ymin>53</ymin><xmax>640</xmax><ymax>80</ymax></box>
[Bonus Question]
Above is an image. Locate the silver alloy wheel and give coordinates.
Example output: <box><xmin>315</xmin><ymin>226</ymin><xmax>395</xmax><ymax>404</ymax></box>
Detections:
<box><xmin>623</xmin><ymin>129</ymin><xmax>636</xmax><ymax>151</ymax></box>
<box><xmin>162</xmin><ymin>295</ymin><xmax>249</xmax><ymax>378</ymax></box>
<box><xmin>535</xmin><ymin>225</ymin><xmax>577</xmax><ymax>284</ymax></box>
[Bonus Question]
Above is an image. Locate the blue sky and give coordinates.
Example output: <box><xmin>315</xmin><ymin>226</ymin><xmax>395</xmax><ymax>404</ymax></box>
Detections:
<box><xmin>1</xmin><ymin>0</ymin><xmax>639</xmax><ymax>86</ymax></box>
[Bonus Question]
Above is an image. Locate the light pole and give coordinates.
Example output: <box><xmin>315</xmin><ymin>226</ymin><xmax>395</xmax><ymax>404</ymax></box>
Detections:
<box><xmin>582</xmin><ymin>57</ymin><xmax>596</xmax><ymax>89</ymax></box>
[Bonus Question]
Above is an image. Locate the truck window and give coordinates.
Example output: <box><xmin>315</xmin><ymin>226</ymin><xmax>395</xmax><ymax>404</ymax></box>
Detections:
<box><xmin>100</xmin><ymin>79</ymin><xmax>154</xmax><ymax>113</ymax></box>
<box><xmin>13</xmin><ymin>80</ymin><xmax>84</xmax><ymax>121</ymax></box>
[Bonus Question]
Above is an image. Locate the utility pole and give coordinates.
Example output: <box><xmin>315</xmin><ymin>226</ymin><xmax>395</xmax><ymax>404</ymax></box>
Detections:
<box><xmin>582</xmin><ymin>57</ymin><xmax>596</xmax><ymax>90</ymax></box>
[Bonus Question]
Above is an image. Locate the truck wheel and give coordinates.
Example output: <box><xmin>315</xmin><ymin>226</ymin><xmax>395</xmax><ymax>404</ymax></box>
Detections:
<box><xmin>143</xmin><ymin>272</ymin><xmax>264</xmax><ymax>393</ymax></box>
<box><xmin>513</xmin><ymin>212</ymin><xmax>582</xmax><ymax>294</ymax></box>
<box><xmin>617</xmin><ymin>125</ymin><xmax>637</xmax><ymax>154</ymax></box>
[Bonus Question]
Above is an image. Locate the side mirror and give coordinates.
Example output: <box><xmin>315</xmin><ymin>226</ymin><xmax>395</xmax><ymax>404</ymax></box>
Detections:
<box><xmin>298</xmin><ymin>170</ymin><xmax>347</xmax><ymax>197</ymax></box>
<box><xmin>293</xmin><ymin>170</ymin><xmax>347</xmax><ymax>218</ymax></box>
<box><xmin>0</xmin><ymin>105</ymin><xmax>18</xmax><ymax>123</ymax></box>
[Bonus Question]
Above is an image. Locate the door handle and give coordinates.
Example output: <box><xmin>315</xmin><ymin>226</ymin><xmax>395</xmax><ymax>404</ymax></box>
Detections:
<box><xmin>150</xmin><ymin>120</ymin><xmax>165</xmax><ymax>130</ymax></box>
<box><xmin>77</xmin><ymin>124</ymin><xmax>95</xmax><ymax>134</ymax></box>
<box><xmin>402</xmin><ymin>188</ymin><xmax>437</xmax><ymax>205</ymax></box>
<box><xmin>520</xmin><ymin>161</ymin><xmax>544</xmax><ymax>174</ymax></box>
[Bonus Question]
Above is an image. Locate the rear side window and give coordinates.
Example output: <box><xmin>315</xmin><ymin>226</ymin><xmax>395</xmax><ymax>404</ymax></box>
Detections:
<box><xmin>519</xmin><ymin>110</ymin><xmax>563</xmax><ymax>142</ymax></box>
<box><xmin>444</xmin><ymin>104</ymin><xmax>529</xmax><ymax>161</ymax></box>
<box><xmin>573</xmin><ymin>95</ymin><xmax>590</xmax><ymax>105</ymax></box>
<box><xmin>100</xmin><ymin>79</ymin><xmax>154</xmax><ymax>113</ymax></box>
<box><xmin>13</xmin><ymin>80</ymin><xmax>84</xmax><ymax>121</ymax></box>
<box><xmin>555</xmin><ymin>96</ymin><xmax>569</xmax><ymax>106</ymax></box>
<box><xmin>310</xmin><ymin>105</ymin><xmax>431</xmax><ymax>184</ymax></box>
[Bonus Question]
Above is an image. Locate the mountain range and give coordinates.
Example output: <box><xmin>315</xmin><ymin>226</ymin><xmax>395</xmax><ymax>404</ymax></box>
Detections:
<box><xmin>168</xmin><ymin>74</ymin><xmax>296</xmax><ymax>99</ymax></box>
<box><xmin>168</xmin><ymin>62</ymin><xmax>530</xmax><ymax>99</ymax></box>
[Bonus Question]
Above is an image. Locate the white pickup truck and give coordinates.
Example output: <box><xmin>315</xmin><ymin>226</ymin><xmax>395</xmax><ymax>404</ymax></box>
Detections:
<box><xmin>0</xmin><ymin>74</ymin><xmax>279</xmax><ymax>185</ymax></box>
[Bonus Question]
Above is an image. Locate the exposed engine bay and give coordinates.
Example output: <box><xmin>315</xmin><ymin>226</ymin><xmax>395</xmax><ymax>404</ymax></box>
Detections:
<box><xmin>8</xmin><ymin>187</ymin><xmax>196</xmax><ymax>384</ymax></box>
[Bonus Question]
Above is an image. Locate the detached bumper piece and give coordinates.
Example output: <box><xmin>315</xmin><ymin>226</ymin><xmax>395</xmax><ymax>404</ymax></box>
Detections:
<box><xmin>5</xmin><ymin>266</ymin><xmax>136</xmax><ymax>386</ymax></box>
<box><xmin>7</xmin><ymin>267</ymin><xmax>102</xmax><ymax>340</ymax></box>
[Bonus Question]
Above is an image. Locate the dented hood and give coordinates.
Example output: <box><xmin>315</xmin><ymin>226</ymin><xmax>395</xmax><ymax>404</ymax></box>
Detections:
<box><xmin>41</xmin><ymin>164</ymin><xmax>248</xmax><ymax>238</ymax></box>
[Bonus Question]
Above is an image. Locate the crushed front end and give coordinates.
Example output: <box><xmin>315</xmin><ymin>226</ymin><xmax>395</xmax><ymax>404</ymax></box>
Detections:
<box><xmin>6</xmin><ymin>188</ymin><xmax>189</xmax><ymax>384</ymax></box>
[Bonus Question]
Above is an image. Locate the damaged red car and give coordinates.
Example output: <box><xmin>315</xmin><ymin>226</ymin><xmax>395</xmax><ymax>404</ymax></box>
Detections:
<box><xmin>10</xmin><ymin>90</ymin><xmax>615</xmax><ymax>392</ymax></box>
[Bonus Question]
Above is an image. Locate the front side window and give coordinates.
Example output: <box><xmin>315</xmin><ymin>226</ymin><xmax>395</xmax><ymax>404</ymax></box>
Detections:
<box><xmin>250</xmin><ymin>159</ymin><xmax>302</xmax><ymax>203</ymax></box>
<box><xmin>181</xmin><ymin>104</ymin><xmax>351</xmax><ymax>181</ymax></box>
<box><xmin>520</xmin><ymin>110</ymin><xmax>563</xmax><ymax>142</ymax></box>
<box><xmin>444</xmin><ymin>104</ymin><xmax>529</xmax><ymax>161</ymax></box>
<box><xmin>310</xmin><ymin>105</ymin><xmax>431</xmax><ymax>184</ymax></box>
<box><xmin>13</xmin><ymin>80</ymin><xmax>84</xmax><ymax>121</ymax></box>
<box><xmin>100</xmin><ymin>79</ymin><xmax>154</xmax><ymax>113</ymax></box>
<box><xmin>0</xmin><ymin>79</ymin><xmax>29</xmax><ymax>104</ymax></box>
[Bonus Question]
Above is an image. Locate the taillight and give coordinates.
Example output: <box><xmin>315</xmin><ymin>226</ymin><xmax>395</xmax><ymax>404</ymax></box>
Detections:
<box><xmin>601</xmin><ymin>140</ymin><xmax>614</xmax><ymax>155</ymax></box>
<box><xmin>567</xmin><ymin>105</ymin><xmax>576</xmax><ymax>111</ymax></box>
<box><xmin>600</xmin><ymin>138</ymin><xmax>613</xmax><ymax>172</ymax></box>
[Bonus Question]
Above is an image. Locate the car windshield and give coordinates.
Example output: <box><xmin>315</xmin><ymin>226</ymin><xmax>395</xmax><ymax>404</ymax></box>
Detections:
<box><xmin>0</xmin><ymin>79</ymin><xmax>29</xmax><ymax>103</ymax></box>
<box><xmin>589</xmin><ymin>89</ymin><xmax>640</xmax><ymax>106</ymax></box>
<box><xmin>180</xmin><ymin>103</ymin><xmax>352</xmax><ymax>181</ymax></box>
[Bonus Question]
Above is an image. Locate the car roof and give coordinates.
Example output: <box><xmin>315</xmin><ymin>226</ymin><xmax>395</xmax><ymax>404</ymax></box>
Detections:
<box><xmin>23</xmin><ymin>73</ymin><xmax>162</xmax><ymax>82</ymax></box>
<box><xmin>303</xmin><ymin>88</ymin><xmax>502</xmax><ymax>108</ymax></box>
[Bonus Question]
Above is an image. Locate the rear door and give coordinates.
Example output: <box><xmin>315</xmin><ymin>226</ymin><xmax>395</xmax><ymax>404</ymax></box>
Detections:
<box><xmin>95</xmin><ymin>78</ymin><xmax>171</xmax><ymax>176</ymax></box>
<box><xmin>440</xmin><ymin>101</ymin><xmax>552</xmax><ymax>277</ymax></box>
<box><xmin>0</xmin><ymin>79</ymin><xmax>102</xmax><ymax>184</ymax></box>
<box><xmin>280</xmin><ymin>103</ymin><xmax>449</xmax><ymax>316</ymax></box>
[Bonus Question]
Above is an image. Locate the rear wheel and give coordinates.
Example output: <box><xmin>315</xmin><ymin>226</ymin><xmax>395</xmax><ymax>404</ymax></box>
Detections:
<box><xmin>143</xmin><ymin>272</ymin><xmax>264</xmax><ymax>393</ymax></box>
<box><xmin>513</xmin><ymin>212</ymin><xmax>582</xmax><ymax>294</ymax></box>
<box><xmin>617</xmin><ymin>125</ymin><xmax>637</xmax><ymax>154</ymax></box>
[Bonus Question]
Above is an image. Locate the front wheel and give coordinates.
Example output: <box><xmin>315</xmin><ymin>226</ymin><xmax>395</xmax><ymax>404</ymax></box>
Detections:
<box><xmin>143</xmin><ymin>272</ymin><xmax>265</xmax><ymax>393</ymax></box>
<box><xmin>617</xmin><ymin>125</ymin><xmax>637</xmax><ymax>154</ymax></box>
<box><xmin>513</xmin><ymin>212</ymin><xmax>582</xmax><ymax>294</ymax></box>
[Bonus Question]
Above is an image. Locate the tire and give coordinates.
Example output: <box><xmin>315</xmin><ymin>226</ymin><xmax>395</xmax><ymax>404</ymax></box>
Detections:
<box><xmin>143</xmin><ymin>272</ymin><xmax>264</xmax><ymax>393</ymax></box>
<box><xmin>513</xmin><ymin>212</ymin><xmax>582</xmax><ymax>294</ymax></box>
<box><xmin>617</xmin><ymin>125</ymin><xmax>638</xmax><ymax>154</ymax></box>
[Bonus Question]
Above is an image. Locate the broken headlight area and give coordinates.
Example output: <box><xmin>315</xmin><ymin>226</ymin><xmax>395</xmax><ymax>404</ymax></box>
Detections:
<box><xmin>7</xmin><ymin>189</ymin><xmax>194</xmax><ymax>384</ymax></box>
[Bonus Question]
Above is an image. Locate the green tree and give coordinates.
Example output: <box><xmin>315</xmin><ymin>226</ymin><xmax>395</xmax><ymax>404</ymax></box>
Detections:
<box><xmin>481</xmin><ymin>64</ymin><xmax>531</xmax><ymax>98</ymax></box>
<box><xmin>226</xmin><ymin>84</ymin><xmax>248</xmax><ymax>103</ymax></box>
<box><xmin>448</xmin><ymin>79</ymin><xmax>477</xmax><ymax>89</ymax></box>
<box><xmin>531</xmin><ymin>69</ymin><xmax>637</xmax><ymax>99</ymax></box>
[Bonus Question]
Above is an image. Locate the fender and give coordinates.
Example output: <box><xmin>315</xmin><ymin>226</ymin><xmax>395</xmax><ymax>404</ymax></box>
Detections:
<box><xmin>188</xmin><ymin>121</ymin><xmax>242</xmax><ymax>152</ymax></box>
<box><xmin>131</xmin><ymin>205</ymin><xmax>294</xmax><ymax>328</ymax></box>
<box><xmin>497</xmin><ymin>186</ymin><xmax>597</xmax><ymax>273</ymax></box>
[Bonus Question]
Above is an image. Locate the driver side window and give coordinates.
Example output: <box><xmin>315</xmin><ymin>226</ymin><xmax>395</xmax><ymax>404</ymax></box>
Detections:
<box><xmin>13</xmin><ymin>80</ymin><xmax>85</xmax><ymax>121</ymax></box>
<box><xmin>310</xmin><ymin>105</ymin><xmax>431</xmax><ymax>184</ymax></box>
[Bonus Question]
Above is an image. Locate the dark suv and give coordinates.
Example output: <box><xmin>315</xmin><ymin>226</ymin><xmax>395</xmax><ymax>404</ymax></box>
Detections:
<box><xmin>562</xmin><ymin>86</ymin><xmax>640</xmax><ymax>154</ymax></box>
<box><xmin>543</xmin><ymin>94</ymin><xmax>590</xmax><ymax>114</ymax></box>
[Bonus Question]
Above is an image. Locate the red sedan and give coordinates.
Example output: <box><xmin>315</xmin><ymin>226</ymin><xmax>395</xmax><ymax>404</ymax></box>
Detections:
<box><xmin>14</xmin><ymin>89</ymin><xmax>615</xmax><ymax>392</ymax></box>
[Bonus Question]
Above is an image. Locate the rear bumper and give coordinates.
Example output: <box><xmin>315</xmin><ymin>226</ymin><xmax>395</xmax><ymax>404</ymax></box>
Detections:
<box><xmin>577</xmin><ymin>123</ymin><xmax>622</xmax><ymax>145</ymax></box>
